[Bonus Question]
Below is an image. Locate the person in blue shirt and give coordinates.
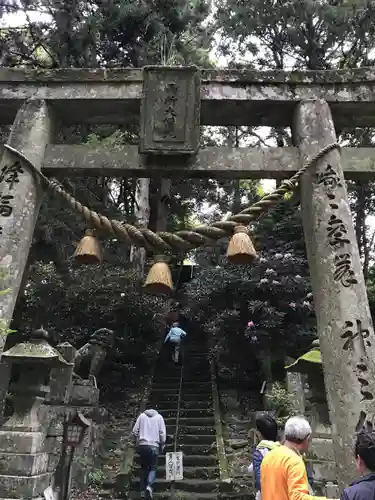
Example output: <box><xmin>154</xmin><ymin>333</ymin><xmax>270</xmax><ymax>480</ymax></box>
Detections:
<box><xmin>341</xmin><ymin>431</ymin><xmax>375</xmax><ymax>500</ymax></box>
<box><xmin>164</xmin><ymin>321</ymin><xmax>187</xmax><ymax>364</ymax></box>
<box><xmin>248</xmin><ymin>414</ymin><xmax>280</xmax><ymax>500</ymax></box>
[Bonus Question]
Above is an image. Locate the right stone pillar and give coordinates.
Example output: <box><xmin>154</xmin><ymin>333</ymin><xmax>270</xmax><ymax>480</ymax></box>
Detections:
<box><xmin>293</xmin><ymin>99</ymin><xmax>375</xmax><ymax>491</ymax></box>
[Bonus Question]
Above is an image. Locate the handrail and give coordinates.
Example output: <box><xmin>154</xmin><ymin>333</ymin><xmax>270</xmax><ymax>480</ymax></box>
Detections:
<box><xmin>170</xmin><ymin>342</ymin><xmax>184</xmax><ymax>496</ymax></box>
<box><xmin>207</xmin><ymin>335</ymin><xmax>230</xmax><ymax>485</ymax></box>
<box><xmin>174</xmin><ymin>348</ymin><xmax>184</xmax><ymax>454</ymax></box>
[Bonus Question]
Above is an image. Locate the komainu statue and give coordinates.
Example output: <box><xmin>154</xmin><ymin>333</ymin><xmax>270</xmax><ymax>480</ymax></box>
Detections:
<box><xmin>74</xmin><ymin>328</ymin><xmax>114</xmax><ymax>379</ymax></box>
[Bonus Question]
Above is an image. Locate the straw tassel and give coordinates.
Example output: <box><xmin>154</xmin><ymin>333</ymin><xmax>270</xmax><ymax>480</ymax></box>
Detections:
<box><xmin>143</xmin><ymin>255</ymin><xmax>173</xmax><ymax>296</ymax></box>
<box><xmin>73</xmin><ymin>229</ymin><xmax>103</xmax><ymax>265</ymax></box>
<box><xmin>227</xmin><ymin>225</ymin><xmax>257</xmax><ymax>264</ymax></box>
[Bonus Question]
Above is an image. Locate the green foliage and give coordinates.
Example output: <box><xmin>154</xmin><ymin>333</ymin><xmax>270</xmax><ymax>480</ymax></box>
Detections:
<box><xmin>215</xmin><ymin>0</ymin><xmax>375</xmax><ymax>70</ymax></box>
<box><xmin>265</xmin><ymin>382</ymin><xmax>298</xmax><ymax>427</ymax></box>
<box><xmin>0</xmin><ymin>0</ymin><xmax>213</xmax><ymax>68</ymax></box>
<box><xmin>86</xmin><ymin>468</ymin><xmax>106</xmax><ymax>487</ymax></box>
<box><xmin>181</xmin><ymin>199</ymin><xmax>314</xmax><ymax>394</ymax></box>
<box><xmin>12</xmin><ymin>262</ymin><xmax>165</xmax><ymax>400</ymax></box>
<box><xmin>0</xmin><ymin>269</ymin><xmax>16</xmax><ymax>337</ymax></box>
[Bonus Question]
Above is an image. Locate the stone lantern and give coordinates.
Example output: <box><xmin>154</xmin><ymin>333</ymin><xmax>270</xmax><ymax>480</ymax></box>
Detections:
<box><xmin>286</xmin><ymin>340</ymin><xmax>329</xmax><ymax>425</ymax></box>
<box><xmin>0</xmin><ymin>327</ymin><xmax>69</xmax><ymax>500</ymax></box>
<box><xmin>1</xmin><ymin>327</ymin><xmax>68</xmax><ymax>432</ymax></box>
<box><xmin>286</xmin><ymin>342</ymin><xmax>337</xmax><ymax>494</ymax></box>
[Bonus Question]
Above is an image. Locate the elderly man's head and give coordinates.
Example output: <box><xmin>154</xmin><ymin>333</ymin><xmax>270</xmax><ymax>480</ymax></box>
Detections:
<box><xmin>284</xmin><ymin>416</ymin><xmax>312</xmax><ymax>452</ymax></box>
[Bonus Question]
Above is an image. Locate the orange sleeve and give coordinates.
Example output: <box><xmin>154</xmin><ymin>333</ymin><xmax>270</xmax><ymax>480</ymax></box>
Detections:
<box><xmin>287</xmin><ymin>456</ymin><xmax>327</xmax><ymax>500</ymax></box>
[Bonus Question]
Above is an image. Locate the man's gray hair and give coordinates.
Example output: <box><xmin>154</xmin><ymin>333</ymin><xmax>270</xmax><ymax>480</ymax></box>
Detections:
<box><xmin>284</xmin><ymin>416</ymin><xmax>312</xmax><ymax>442</ymax></box>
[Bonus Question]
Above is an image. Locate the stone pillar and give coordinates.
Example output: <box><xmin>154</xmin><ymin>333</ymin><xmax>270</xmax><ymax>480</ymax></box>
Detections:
<box><xmin>0</xmin><ymin>367</ymin><xmax>52</xmax><ymax>498</ymax></box>
<box><xmin>0</xmin><ymin>99</ymin><xmax>52</xmax><ymax>355</ymax></box>
<box><xmin>0</xmin><ymin>361</ymin><xmax>11</xmax><ymax>421</ymax></box>
<box><xmin>47</xmin><ymin>342</ymin><xmax>76</xmax><ymax>405</ymax></box>
<box><xmin>285</xmin><ymin>357</ymin><xmax>305</xmax><ymax>414</ymax></box>
<box><xmin>293</xmin><ymin>99</ymin><xmax>375</xmax><ymax>490</ymax></box>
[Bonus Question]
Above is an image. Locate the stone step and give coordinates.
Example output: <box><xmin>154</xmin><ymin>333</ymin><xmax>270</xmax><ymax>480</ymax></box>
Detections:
<box><xmin>153</xmin><ymin>377</ymin><xmax>211</xmax><ymax>384</ymax></box>
<box><xmin>152</xmin><ymin>382</ymin><xmax>211</xmax><ymax>391</ymax></box>
<box><xmin>152</xmin><ymin>388</ymin><xmax>212</xmax><ymax>395</ymax></box>
<box><xmin>151</xmin><ymin>389</ymin><xmax>212</xmax><ymax>398</ymax></box>
<box><xmin>153</xmin><ymin>375</ymin><xmax>211</xmax><ymax>392</ymax></box>
<box><xmin>134</xmin><ymin>465</ymin><xmax>219</xmax><ymax>480</ymax></box>
<box><xmin>180</xmin><ymin>426</ymin><xmax>216</xmax><ymax>435</ymax></box>
<box><xmin>154</xmin><ymin>364</ymin><xmax>209</xmax><ymax>372</ymax></box>
<box><xmin>159</xmin><ymin>409</ymin><xmax>214</xmax><ymax>418</ymax></box>
<box><xmin>165</xmin><ymin>425</ymin><xmax>216</xmax><ymax>436</ymax></box>
<box><xmin>109</xmin><ymin>492</ymin><xmax>252</xmax><ymax>500</ymax></box>
<box><xmin>164</xmin><ymin>443</ymin><xmax>217</xmax><ymax>455</ymax></box>
<box><xmin>131</xmin><ymin>478</ymin><xmax>219</xmax><ymax>493</ymax></box>
<box><xmin>164</xmin><ymin>417</ymin><xmax>215</xmax><ymax>426</ymax></box>
<box><xmin>156</xmin><ymin>400</ymin><xmax>212</xmax><ymax>410</ymax></box>
<box><xmin>150</xmin><ymin>393</ymin><xmax>213</xmax><ymax>402</ymax></box>
<box><xmin>174</xmin><ymin>434</ymin><xmax>216</xmax><ymax>445</ymax></box>
<box><xmin>130</xmin><ymin>492</ymin><xmax>217</xmax><ymax>500</ymax></box>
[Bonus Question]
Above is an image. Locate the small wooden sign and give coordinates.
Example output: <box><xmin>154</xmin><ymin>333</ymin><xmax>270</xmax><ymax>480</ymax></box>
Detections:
<box><xmin>44</xmin><ymin>486</ymin><xmax>57</xmax><ymax>500</ymax></box>
<box><xmin>165</xmin><ymin>451</ymin><xmax>183</xmax><ymax>481</ymax></box>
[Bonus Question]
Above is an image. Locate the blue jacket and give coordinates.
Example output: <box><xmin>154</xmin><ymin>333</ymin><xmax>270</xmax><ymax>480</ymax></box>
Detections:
<box><xmin>341</xmin><ymin>473</ymin><xmax>375</xmax><ymax>500</ymax></box>
<box><xmin>164</xmin><ymin>327</ymin><xmax>187</xmax><ymax>344</ymax></box>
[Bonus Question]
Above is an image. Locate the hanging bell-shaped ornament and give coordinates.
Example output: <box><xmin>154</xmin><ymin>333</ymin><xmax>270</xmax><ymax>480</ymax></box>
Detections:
<box><xmin>227</xmin><ymin>225</ymin><xmax>257</xmax><ymax>264</ymax></box>
<box><xmin>73</xmin><ymin>229</ymin><xmax>103</xmax><ymax>265</ymax></box>
<box><xmin>143</xmin><ymin>255</ymin><xmax>173</xmax><ymax>296</ymax></box>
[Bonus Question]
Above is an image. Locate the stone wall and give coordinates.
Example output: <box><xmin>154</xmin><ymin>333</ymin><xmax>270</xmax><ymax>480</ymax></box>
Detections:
<box><xmin>218</xmin><ymin>375</ymin><xmax>339</xmax><ymax>499</ymax></box>
<box><xmin>220</xmin><ymin>388</ymin><xmax>257</xmax><ymax>499</ymax></box>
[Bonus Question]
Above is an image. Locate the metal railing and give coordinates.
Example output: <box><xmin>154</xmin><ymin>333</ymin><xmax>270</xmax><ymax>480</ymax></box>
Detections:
<box><xmin>170</xmin><ymin>343</ymin><xmax>184</xmax><ymax>495</ymax></box>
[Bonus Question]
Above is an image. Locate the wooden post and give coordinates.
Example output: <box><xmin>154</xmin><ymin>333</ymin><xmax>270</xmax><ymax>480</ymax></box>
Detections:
<box><xmin>0</xmin><ymin>99</ymin><xmax>52</xmax><ymax>356</ymax></box>
<box><xmin>293</xmin><ymin>99</ymin><xmax>375</xmax><ymax>491</ymax></box>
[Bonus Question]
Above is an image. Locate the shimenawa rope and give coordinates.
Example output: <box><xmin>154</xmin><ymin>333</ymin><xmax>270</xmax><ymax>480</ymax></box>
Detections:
<box><xmin>4</xmin><ymin>142</ymin><xmax>340</xmax><ymax>252</ymax></box>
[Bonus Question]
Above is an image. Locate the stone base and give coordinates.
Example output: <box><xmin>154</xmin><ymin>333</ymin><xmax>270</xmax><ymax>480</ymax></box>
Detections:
<box><xmin>325</xmin><ymin>482</ymin><xmax>340</xmax><ymax>497</ymax></box>
<box><xmin>45</xmin><ymin>436</ymin><xmax>63</xmax><ymax>473</ymax></box>
<box><xmin>313</xmin><ymin>423</ymin><xmax>332</xmax><ymax>438</ymax></box>
<box><xmin>0</xmin><ymin>432</ymin><xmax>45</xmax><ymax>454</ymax></box>
<box><xmin>308</xmin><ymin>460</ymin><xmax>337</xmax><ymax>482</ymax></box>
<box><xmin>69</xmin><ymin>386</ymin><xmax>99</xmax><ymax>406</ymax></box>
<box><xmin>0</xmin><ymin>472</ymin><xmax>52</xmax><ymax>498</ymax></box>
<box><xmin>0</xmin><ymin>453</ymin><xmax>48</xmax><ymax>476</ymax></box>
<box><xmin>0</xmin><ymin>497</ymin><xmax>43</xmax><ymax>500</ymax></box>
<box><xmin>309</xmin><ymin>438</ymin><xmax>335</xmax><ymax>461</ymax></box>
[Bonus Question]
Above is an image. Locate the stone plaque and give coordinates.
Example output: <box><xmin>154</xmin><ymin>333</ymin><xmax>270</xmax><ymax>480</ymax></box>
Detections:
<box><xmin>139</xmin><ymin>66</ymin><xmax>200</xmax><ymax>155</ymax></box>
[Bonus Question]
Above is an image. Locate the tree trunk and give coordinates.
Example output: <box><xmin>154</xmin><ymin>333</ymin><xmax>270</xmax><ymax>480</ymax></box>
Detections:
<box><xmin>130</xmin><ymin>178</ymin><xmax>150</xmax><ymax>278</ymax></box>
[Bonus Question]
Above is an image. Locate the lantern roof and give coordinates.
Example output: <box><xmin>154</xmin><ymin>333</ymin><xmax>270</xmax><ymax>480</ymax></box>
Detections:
<box><xmin>285</xmin><ymin>339</ymin><xmax>322</xmax><ymax>373</ymax></box>
<box><xmin>2</xmin><ymin>327</ymin><xmax>69</xmax><ymax>366</ymax></box>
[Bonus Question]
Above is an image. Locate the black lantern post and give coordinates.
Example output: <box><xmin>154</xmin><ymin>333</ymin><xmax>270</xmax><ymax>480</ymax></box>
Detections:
<box><xmin>62</xmin><ymin>411</ymin><xmax>91</xmax><ymax>500</ymax></box>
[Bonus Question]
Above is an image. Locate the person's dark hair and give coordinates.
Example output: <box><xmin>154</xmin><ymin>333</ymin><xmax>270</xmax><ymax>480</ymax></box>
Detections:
<box><xmin>255</xmin><ymin>414</ymin><xmax>278</xmax><ymax>441</ymax></box>
<box><xmin>355</xmin><ymin>431</ymin><xmax>375</xmax><ymax>471</ymax></box>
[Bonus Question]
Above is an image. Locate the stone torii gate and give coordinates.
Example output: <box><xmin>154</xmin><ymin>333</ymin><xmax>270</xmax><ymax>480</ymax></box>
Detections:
<box><xmin>1</xmin><ymin>66</ymin><xmax>375</xmax><ymax>490</ymax></box>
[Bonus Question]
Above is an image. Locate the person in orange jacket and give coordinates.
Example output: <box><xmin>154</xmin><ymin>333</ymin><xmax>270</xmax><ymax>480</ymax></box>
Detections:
<box><xmin>260</xmin><ymin>416</ymin><xmax>338</xmax><ymax>500</ymax></box>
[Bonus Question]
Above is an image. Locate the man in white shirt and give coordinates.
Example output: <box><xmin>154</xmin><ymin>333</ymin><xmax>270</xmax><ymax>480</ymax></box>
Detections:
<box><xmin>132</xmin><ymin>408</ymin><xmax>166</xmax><ymax>499</ymax></box>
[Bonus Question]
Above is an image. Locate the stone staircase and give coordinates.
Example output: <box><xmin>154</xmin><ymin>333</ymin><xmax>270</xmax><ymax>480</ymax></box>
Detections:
<box><xmin>131</xmin><ymin>339</ymin><xmax>220</xmax><ymax>499</ymax></box>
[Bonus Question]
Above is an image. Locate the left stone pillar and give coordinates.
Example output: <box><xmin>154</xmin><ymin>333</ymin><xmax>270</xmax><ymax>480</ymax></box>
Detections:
<box><xmin>0</xmin><ymin>99</ymin><xmax>52</xmax><ymax>355</ymax></box>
